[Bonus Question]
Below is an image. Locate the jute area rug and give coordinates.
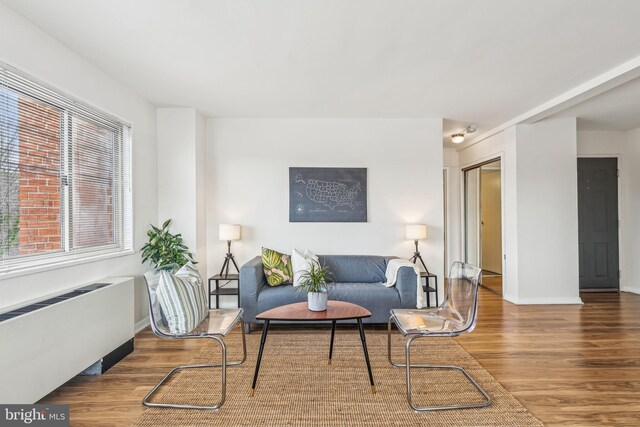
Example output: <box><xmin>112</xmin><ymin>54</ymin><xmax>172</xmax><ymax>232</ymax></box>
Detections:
<box><xmin>133</xmin><ymin>330</ymin><xmax>542</xmax><ymax>426</ymax></box>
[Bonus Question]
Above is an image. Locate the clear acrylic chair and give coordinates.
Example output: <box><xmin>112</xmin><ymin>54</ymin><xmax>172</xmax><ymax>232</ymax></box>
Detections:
<box><xmin>143</xmin><ymin>267</ymin><xmax>247</xmax><ymax>410</ymax></box>
<box><xmin>387</xmin><ymin>261</ymin><xmax>491</xmax><ymax>412</ymax></box>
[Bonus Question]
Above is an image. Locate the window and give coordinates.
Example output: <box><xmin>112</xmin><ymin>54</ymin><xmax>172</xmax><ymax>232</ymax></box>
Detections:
<box><xmin>0</xmin><ymin>64</ymin><xmax>132</xmax><ymax>274</ymax></box>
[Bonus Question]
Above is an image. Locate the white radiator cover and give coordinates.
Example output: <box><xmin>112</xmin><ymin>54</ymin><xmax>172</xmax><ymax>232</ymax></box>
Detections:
<box><xmin>0</xmin><ymin>277</ymin><xmax>134</xmax><ymax>403</ymax></box>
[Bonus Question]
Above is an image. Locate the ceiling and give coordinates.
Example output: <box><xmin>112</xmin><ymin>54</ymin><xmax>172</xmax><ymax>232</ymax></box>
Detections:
<box><xmin>552</xmin><ymin>76</ymin><xmax>640</xmax><ymax>131</ymax></box>
<box><xmin>4</xmin><ymin>0</ymin><xmax>640</xmax><ymax>143</ymax></box>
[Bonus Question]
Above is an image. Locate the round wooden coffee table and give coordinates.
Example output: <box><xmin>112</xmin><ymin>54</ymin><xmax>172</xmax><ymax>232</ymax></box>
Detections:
<box><xmin>250</xmin><ymin>301</ymin><xmax>376</xmax><ymax>396</ymax></box>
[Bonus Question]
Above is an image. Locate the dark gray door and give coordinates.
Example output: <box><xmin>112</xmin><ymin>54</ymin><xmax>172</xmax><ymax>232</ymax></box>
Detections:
<box><xmin>578</xmin><ymin>158</ymin><xmax>619</xmax><ymax>290</ymax></box>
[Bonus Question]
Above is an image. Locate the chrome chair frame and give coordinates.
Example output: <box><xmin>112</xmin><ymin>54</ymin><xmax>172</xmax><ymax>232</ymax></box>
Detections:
<box><xmin>143</xmin><ymin>269</ymin><xmax>247</xmax><ymax>410</ymax></box>
<box><xmin>387</xmin><ymin>261</ymin><xmax>491</xmax><ymax>412</ymax></box>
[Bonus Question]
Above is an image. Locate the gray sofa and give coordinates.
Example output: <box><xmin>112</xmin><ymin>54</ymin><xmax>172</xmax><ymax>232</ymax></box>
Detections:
<box><xmin>240</xmin><ymin>255</ymin><xmax>418</xmax><ymax>326</ymax></box>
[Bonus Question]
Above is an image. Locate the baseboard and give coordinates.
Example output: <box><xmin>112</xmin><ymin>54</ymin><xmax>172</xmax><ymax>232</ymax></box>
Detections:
<box><xmin>502</xmin><ymin>293</ymin><xmax>518</xmax><ymax>305</ymax></box>
<box><xmin>621</xmin><ymin>287</ymin><xmax>640</xmax><ymax>295</ymax></box>
<box><xmin>135</xmin><ymin>316</ymin><xmax>150</xmax><ymax>333</ymax></box>
<box><xmin>514</xmin><ymin>296</ymin><xmax>583</xmax><ymax>305</ymax></box>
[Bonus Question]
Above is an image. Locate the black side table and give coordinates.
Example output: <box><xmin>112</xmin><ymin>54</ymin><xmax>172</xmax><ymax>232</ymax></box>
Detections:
<box><xmin>208</xmin><ymin>274</ymin><xmax>240</xmax><ymax>309</ymax></box>
<box><xmin>420</xmin><ymin>272</ymin><xmax>439</xmax><ymax>307</ymax></box>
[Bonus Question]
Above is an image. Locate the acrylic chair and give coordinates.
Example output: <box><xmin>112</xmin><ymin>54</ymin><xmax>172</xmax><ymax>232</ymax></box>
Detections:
<box><xmin>387</xmin><ymin>261</ymin><xmax>491</xmax><ymax>412</ymax></box>
<box><xmin>143</xmin><ymin>267</ymin><xmax>247</xmax><ymax>410</ymax></box>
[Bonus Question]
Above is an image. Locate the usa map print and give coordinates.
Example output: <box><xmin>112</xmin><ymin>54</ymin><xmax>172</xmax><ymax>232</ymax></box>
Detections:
<box><xmin>289</xmin><ymin>167</ymin><xmax>367</xmax><ymax>222</ymax></box>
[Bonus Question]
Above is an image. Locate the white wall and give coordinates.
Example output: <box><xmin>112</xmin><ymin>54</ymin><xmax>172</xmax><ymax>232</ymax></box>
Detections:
<box><xmin>443</xmin><ymin>147</ymin><xmax>461</xmax><ymax>274</ymax></box>
<box><xmin>455</xmin><ymin>120</ymin><xmax>582</xmax><ymax>305</ymax></box>
<box><xmin>206</xmin><ymin>118</ymin><xmax>444</xmax><ymax>305</ymax></box>
<box><xmin>156</xmin><ymin>108</ymin><xmax>207</xmax><ymax>277</ymax></box>
<box><xmin>0</xmin><ymin>4</ymin><xmax>157</xmax><ymax>325</ymax></box>
<box><xmin>623</xmin><ymin>127</ymin><xmax>640</xmax><ymax>293</ymax></box>
<box><xmin>515</xmin><ymin>118</ymin><xmax>581</xmax><ymax>303</ymax></box>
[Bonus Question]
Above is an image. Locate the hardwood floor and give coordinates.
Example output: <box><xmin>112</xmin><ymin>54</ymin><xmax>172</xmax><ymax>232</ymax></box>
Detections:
<box><xmin>39</xmin><ymin>289</ymin><xmax>640</xmax><ymax>426</ymax></box>
<box><xmin>481</xmin><ymin>274</ymin><xmax>503</xmax><ymax>295</ymax></box>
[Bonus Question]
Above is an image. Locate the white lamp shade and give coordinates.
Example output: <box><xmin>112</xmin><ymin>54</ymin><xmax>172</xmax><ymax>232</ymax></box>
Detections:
<box><xmin>405</xmin><ymin>224</ymin><xmax>427</xmax><ymax>240</ymax></box>
<box><xmin>219</xmin><ymin>224</ymin><xmax>241</xmax><ymax>241</ymax></box>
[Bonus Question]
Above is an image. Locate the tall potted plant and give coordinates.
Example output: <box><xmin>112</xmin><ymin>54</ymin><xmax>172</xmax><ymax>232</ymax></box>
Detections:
<box><xmin>140</xmin><ymin>219</ymin><xmax>196</xmax><ymax>268</ymax></box>
<box><xmin>298</xmin><ymin>260</ymin><xmax>333</xmax><ymax>311</ymax></box>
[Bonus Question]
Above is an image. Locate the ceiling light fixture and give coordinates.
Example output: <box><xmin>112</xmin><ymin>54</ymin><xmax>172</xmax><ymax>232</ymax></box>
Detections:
<box><xmin>451</xmin><ymin>133</ymin><xmax>465</xmax><ymax>144</ymax></box>
<box><xmin>450</xmin><ymin>124</ymin><xmax>477</xmax><ymax>144</ymax></box>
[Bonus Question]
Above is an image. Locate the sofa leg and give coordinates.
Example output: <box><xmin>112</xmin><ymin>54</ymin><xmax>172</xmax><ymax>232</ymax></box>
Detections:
<box><xmin>244</xmin><ymin>322</ymin><xmax>252</xmax><ymax>334</ymax></box>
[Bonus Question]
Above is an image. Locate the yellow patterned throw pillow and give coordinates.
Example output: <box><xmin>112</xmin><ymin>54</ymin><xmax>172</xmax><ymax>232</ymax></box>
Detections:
<box><xmin>262</xmin><ymin>247</ymin><xmax>294</xmax><ymax>286</ymax></box>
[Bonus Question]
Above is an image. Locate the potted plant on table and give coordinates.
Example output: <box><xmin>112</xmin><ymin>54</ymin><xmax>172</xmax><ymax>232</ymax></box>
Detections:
<box><xmin>298</xmin><ymin>260</ymin><xmax>334</xmax><ymax>311</ymax></box>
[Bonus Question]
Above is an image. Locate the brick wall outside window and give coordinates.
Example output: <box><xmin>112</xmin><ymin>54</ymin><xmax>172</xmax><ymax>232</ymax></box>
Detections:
<box><xmin>17</xmin><ymin>97</ymin><xmax>62</xmax><ymax>255</ymax></box>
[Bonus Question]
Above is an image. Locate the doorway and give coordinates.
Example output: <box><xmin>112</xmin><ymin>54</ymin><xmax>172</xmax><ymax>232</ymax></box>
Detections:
<box><xmin>464</xmin><ymin>159</ymin><xmax>503</xmax><ymax>295</ymax></box>
<box><xmin>577</xmin><ymin>158</ymin><xmax>619</xmax><ymax>291</ymax></box>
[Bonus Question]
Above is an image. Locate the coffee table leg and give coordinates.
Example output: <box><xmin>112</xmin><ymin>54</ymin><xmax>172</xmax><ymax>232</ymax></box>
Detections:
<box><xmin>328</xmin><ymin>320</ymin><xmax>337</xmax><ymax>365</ymax></box>
<box><xmin>250</xmin><ymin>319</ymin><xmax>270</xmax><ymax>397</ymax></box>
<box><xmin>357</xmin><ymin>318</ymin><xmax>376</xmax><ymax>394</ymax></box>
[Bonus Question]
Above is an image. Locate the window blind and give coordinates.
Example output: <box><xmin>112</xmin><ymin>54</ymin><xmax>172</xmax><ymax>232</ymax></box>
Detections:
<box><xmin>0</xmin><ymin>63</ymin><xmax>133</xmax><ymax>273</ymax></box>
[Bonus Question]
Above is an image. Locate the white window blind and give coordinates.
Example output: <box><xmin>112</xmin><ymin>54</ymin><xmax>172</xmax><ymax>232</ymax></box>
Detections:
<box><xmin>0</xmin><ymin>63</ymin><xmax>133</xmax><ymax>274</ymax></box>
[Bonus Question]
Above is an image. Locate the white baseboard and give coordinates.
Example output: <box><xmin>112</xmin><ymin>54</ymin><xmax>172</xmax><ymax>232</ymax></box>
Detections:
<box><xmin>513</xmin><ymin>296</ymin><xmax>583</xmax><ymax>305</ymax></box>
<box><xmin>135</xmin><ymin>316</ymin><xmax>150</xmax><ymax>333</ymax></box>
<box><xmin>621</xmin><ymin>287</ymin><xmax>640</xmax><ymax>295</ymax></box>
<box><xmin>502</xmin><ymin>293</ymin><xmax>518</xmax><ymax>305</ymax></box>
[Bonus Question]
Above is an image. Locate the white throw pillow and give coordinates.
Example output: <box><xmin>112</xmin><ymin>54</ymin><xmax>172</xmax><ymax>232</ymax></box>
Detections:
<box><xmin>292</xmin><ymin>248</ymin><xmax>319</xmax><ymax>287</ymax></box>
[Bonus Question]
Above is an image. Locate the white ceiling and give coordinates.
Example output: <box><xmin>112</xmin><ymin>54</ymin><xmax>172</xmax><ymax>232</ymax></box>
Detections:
<box><xmin>553</xmin><ymin>76</ymin><xmax>640</xmax><ymax>131</ymax></box>
<box><xmin>4</xmin><ymin>0</ymin><xmax>640</xmax><ymax>141</ymax></box>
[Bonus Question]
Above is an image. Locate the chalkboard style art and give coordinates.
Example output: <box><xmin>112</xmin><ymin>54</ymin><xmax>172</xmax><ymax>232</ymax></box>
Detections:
<box><xmin>289</xmin><ymin>167</ymin><xmax>367</xmax><ymax>222</ymax></box>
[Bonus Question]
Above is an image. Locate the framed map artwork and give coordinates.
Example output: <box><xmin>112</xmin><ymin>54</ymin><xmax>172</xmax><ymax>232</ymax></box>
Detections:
<box><xmin>289</xmin><ymin>167</ymin><xmax>367</xmax><ymax>222</ymax></box>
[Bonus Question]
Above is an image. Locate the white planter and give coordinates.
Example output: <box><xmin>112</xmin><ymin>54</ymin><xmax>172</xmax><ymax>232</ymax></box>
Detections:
<box><xmin>307</xmin><ymin>291</ymin><xmax>328</xmax><ymax>311</ymax></box>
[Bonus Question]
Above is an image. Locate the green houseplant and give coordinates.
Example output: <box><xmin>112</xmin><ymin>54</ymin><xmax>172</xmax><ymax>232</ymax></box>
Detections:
<box><xmin>141</xmin><ymin>219</ymin><xmax>196</xmax><ymax>268</ymax></box>
<box><xmin>298</xmin><ymin>260</ymin><xmax>333</xmax><ymax>311</ymax></box>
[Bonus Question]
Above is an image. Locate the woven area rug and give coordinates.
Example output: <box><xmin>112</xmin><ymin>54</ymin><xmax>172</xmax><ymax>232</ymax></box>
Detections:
<box><xmin>133</xmin><ymin>331</ymin><xmax>542</xmax><ymax>426</ymax></box>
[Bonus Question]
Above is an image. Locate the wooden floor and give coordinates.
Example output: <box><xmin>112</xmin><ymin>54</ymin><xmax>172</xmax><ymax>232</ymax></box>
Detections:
<box><xmin>481</xmin><ymin>275</ymin><xmax>503</xmax><ymax>296</ymax></box>
<box><xmin>39</xmin><ymin>289</ymin><xmax>640</xmax><ymax>426</ymax></box>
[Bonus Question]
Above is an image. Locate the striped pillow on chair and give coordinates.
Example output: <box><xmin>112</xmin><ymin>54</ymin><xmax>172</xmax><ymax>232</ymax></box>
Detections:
<box><xmin>157</xmin><ymin>262</ymin><xmax>208</xmax><ymax>335</ymax></box>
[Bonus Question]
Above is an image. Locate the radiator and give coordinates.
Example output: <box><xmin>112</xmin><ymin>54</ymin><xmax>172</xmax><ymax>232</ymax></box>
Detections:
<box><xmin>0</xmin><ymin>277</ymin><xmax>134</xmax><ymax>403</ymax></box>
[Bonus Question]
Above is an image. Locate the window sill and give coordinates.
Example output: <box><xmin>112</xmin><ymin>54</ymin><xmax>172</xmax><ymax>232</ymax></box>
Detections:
<box><xmin>0</xmin><ymin>249</ymin><xmax>136</xmax><ymax>281</ymax></box>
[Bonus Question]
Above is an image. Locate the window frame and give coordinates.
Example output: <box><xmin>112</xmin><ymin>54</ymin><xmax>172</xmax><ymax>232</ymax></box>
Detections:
<box><xmin>0</xmin><ymin>63</ymin><xmax>133</xmax><ymax>278</ymax></box>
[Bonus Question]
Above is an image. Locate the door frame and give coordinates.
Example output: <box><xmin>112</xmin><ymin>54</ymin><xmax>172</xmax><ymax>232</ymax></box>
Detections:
<box><xmin>577</xmin><ymin>155</ymin><xmax>623</xmax><ymax>291</ymax></box>
<box><xmin>459</xmin><ymin>153</ymin><xmax>506</xmax><ymax>295</ymax></box>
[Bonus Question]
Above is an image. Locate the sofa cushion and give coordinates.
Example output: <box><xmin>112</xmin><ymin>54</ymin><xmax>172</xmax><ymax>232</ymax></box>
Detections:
<box><xmin>292</xmin><ymin>248</ymin><xmax>319</xmax><ymax>287</ymax></box>
<box><xmin>262</xmin><ymin>247</ymin><xmax>294</xmax><ymax>286</ymax></box>
<box><xmin>318</xmin><ymin>255</ymin><xmax>387</xmax><ymax>283</ymax></box>
<box><xmin>327</xmin><ymin>282</ymin><xmax>401</xmax><ymax>315</ymax></box>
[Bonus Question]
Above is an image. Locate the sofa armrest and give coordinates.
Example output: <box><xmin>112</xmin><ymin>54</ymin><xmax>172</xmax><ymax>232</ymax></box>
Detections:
<box><xmin>240</xmin><ymin>256</ymin><xmax>266</xmax><ymax>322</ymax></box>
<box><xmin>396</xmin><ymin>266</ymin><xmax>418</xmax><ymax>307</ymax></box>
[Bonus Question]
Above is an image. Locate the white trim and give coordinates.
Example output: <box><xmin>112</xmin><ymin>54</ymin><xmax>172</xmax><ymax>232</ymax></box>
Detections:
<box><xmin>135</xmin><ymin>317</ymin><xmax>150</xmax><ymax>333</ymax></box>
<box><xmin>459</xmin><ymin>53</ymin><xmax>640</xmax><ymax>150</ymax></box>
<box><xmin>502</xmin><ymin>292</ymin><xmax>518</xmax><ymax>305</ymax></box>
<box><xmin>622</xmin><ymin>288</ymin><xmax>640</xmax><ymax>295</ymax></box>
<box><xmin>0</xmin><ymin>249</ymin><xmax>134</xmax><ymax>280</ymax></box>
<box><xmin>513</xmin><ymin>297</ymin><xmax>583</xmax><ymax>305</ymax></box>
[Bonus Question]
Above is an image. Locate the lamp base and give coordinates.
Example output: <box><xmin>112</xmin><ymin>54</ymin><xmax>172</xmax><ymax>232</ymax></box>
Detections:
<box><xmin>219</xmin><ymin>240</ymin><xmax>240</xmax><ymax>278</ymax></box>
<box><xmin>410</xmin><ymin>240</ymin><xmax>432</xmax><ymax>275</ymax></box>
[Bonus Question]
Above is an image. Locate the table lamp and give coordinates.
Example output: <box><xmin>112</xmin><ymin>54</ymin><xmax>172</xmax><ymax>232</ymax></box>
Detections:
<box><xmin>219</xmin><ymin>224</ymin><xmax>241</xmax><ymax>278</ymax></box>
<box><xmin>405</xmin><ymin>224</ymin><xmax>431</xmax><ymax>274</ymax></box>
